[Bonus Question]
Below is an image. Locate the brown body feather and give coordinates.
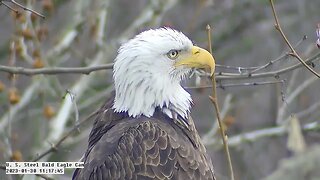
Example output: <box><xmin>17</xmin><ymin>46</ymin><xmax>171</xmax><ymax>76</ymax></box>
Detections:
<box><xmin>73</xmin><ymin>92</ymin><xmax>215</xmax><ymax>180</ymax></box>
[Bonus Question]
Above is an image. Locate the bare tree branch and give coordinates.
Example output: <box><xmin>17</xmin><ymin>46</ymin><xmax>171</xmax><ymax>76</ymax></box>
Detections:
<box><xmin>203</xmin><ymin>121</ymin><xmax>320</xmax><ymax>149</ymax></box>
<box><xmin>215</xmin><ymin>51</ymin><xmax>320</xmax><ymax>80</ymax></box>
<box><xmin>185</xmin><ymin>80</ymin><xmax>285</xmax><ymax>89</ymax></box>
<box><xmin>216</xmin><ymin>35</ymin><xmax>306</xmax><ymax>74</ymax></box>
<box><xmin>277</xmin><ymin>76</ymin><xmax>318</xmax><ymax>124</ymax></box>
<box><xmin>0</xmin><ymin>64</ymin><xmax>113</xmax><ymax>75</ymax></box>
<box><xmin>248</xmin><ymin>36</ymin><xmax>307</xmax><ymax>74</ymax></box>
<box><xmin>202</xmin><ymin>94</ymin><xmax>233</xmax><ymax>142</ymax></box>
<box><xmin>269</xmin><ymin>0</ymin><xmax>320</xmax><ymax>78</ymax></box>
<box><xmin>1</xmin><ymin>50</ymin><xmax>319</xmax><ymax>78</ymax></box>
<box><xmin>32</xmin><ymin>110</ymin><xmax>98</xmax><ymax>162</ymax></box>
<box><xmin>207</xmin><ymin>25</ymin><xmax>235</xmax><ymax>180</ymax></box>
<box><xmin>0</xmin><ymin>0</ymin><xmax>45</xmax><ymax>18</ymax></box>
<box><xmin>1</xmin><ymin>1</ymin><xmax>18</xmax><ymax>13</ymax></box>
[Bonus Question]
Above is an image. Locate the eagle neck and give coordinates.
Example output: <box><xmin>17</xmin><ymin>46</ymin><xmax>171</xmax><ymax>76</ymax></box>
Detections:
<box><xmin>113</xmin><ymin>73</ymin><xmax>192</xmax><ymax>119</ymax></box>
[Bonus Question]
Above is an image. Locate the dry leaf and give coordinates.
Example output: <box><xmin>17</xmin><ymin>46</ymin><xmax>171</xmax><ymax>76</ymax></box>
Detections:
<box><xmin>21</xmin><ymin>28</ymin><xmax>34</xmax><ymax>40</ymax></box>
<box><xmin>9</xmin><ymin>88</ymin><xmax>20</xmax><ymax>104</ymax></box>
<box><xmin>11</xmin><ymin>150</ymin><xmax>23</xmax><ymax>162</ymax></box>
<box><xmin>44</xmin><ymin>105</ymin><xmax>55</xmax><ymax>119</ymax></box>
<box><xmin>33</xmin><ymin>57</ymin><xmax>44</xmax><ymax>68</ymax></box>
<box><xmin>0</xmin><ymin>81</ymin><xmax>5</xmax><ymax>92</ymax></box>
<box><xmin>287</xmin><ymin>115</ymin><xmax>306</xmax><ymax>154</ymax></box>
<box><xmin>223</xmin><ymin>115</ymin><xmax>235</xmax><ymax>128</ymax></box>
<box><xmin>43</xmin><ymin>0</ymin><xmax>54</xmax><ymax>13</ymax></box>
<box><xmin>32</xmin><ymin>49</ymin><xmax>41</xmax><ymax>58</ymax></box>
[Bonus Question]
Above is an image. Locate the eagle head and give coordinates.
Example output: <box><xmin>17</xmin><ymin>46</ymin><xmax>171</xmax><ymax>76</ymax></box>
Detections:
<box><xmin>113</xmin><ymin>28</ymin><xmax>215</xmax><ymax>119</ymax></box>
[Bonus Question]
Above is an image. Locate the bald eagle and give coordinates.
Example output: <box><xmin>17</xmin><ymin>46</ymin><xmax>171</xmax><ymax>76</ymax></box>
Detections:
<box><xmin>73</xmin><ymin>28</ymin><xmax>216</xmax><ymax>180</ymax></box>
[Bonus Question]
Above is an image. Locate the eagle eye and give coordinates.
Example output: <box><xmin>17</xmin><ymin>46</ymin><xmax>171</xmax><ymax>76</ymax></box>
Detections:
<box><xmin>167</xmin><ymin>50</ymin><xmax>179</xmax><ymax>59</ymax></box>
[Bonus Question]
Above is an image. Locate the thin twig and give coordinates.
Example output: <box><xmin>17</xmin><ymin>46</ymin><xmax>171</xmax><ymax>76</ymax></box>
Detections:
<box><xmin>1</xmin><ymin>51</ymin><xmax>319</xmax><ymax>78</ymax></box>
<box><xmin>269</xmin><ymin>0</ymin><xmax>320</xmax><ymax>78</ymax></box>
<box><xmin>32</xmin><ymin>110</ymin><xmax>98</xmax><ymax>162</ymax></box>
<box><xmin>216</xmin><ymin>64</ymin><xmax>259</xmax><ymax>71</ymax></box>
<box><xmin>202</xmin><ymin>94</ymin><xmax>233</xmax><ymax>142</ymax></box>
<box><xmin>1</xmin><ymin>1</ymin><xmax>18</xmax><ymax>13</ymax></box>
<box><xmin>276</xmin><ymin>76</ymin><xmax>318</xmax><ymax>124</ymax></box>
<box><xmin>215</xmin><ymin>51</ymin><xmax>320</xmax><ymax>80</ymax></box>
<box><xmin>185</xmin><ymin>80</ymin><xmax>285</xmax><ymax>89</ymax></box>
<box><xmin>286</xmin><ymin>69</ymin><xmax>299</xmax><ymax>94</ymax></box>
<box><xmin>8</xmin><ymin>0</ymin><xmax>45</xmax><ymax>18</ymax></box>
<box><xmin>207</xmin><ymin>25</ymin><xmax>235</xmax><ymax>180</ymax></box>
<box><xmin>249</xmin><ymin>35</ymin><xmax>306</xmax><ymax>74</ymax></box>
<box><xmin>215</xmin><ymin>35</ymin><xmax>306</xmax><ymax>74</ymax></box>
<box><xmin>283</xmin><ymin>102</ymin><xmax>320</xmax><ymax>123</ymax></box>
<box><xmin>0</xmin><ymin>64</ymin><xmax>113</xmax><ymax>75</ymax></box>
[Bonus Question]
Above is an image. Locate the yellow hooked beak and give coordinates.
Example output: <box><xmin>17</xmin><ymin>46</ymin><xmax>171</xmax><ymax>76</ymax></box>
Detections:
<box><xmin>174</xmin><ymin>46</ymin><xmax>215</xmax><ymax>76</ymax></box>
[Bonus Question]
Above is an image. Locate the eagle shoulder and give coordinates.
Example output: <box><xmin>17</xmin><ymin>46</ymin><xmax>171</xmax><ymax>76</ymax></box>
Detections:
<box><xmin>74</xmin><ymin>113</ymin><xmax>215</xmax><ymax>180</ymax></box>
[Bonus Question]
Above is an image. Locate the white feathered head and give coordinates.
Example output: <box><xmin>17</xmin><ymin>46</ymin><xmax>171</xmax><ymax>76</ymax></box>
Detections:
<box><xmin>113</xmin><ymin>28</ymin><xmax>215</xmax><ymax>119</ymax></box>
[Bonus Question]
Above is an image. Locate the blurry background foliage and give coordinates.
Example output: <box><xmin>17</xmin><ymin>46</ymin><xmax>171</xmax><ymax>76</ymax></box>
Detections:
<box><xmin>0</xmin><ymin>0</ymin><xmax>319</xmax><ymax>179</ymax></box>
